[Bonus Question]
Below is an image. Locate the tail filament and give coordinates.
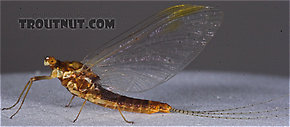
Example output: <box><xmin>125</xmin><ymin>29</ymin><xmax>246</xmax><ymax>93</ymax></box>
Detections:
<box><xmin>170</xmin><ymin>95</ymin><xmax>289</xmax><ymax>120</ymax></box>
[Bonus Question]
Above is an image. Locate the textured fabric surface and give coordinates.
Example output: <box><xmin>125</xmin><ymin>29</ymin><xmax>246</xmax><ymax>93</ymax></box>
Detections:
<box><xmin>1</xmin><ymin>71</ymin><xmax>289</xmax><ymax>126</ymax></box>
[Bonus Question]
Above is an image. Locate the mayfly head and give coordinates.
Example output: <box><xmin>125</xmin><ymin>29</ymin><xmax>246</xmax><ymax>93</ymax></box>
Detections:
<box><xmin>44</xmin><ymin>56</ymin><xmax>58</xmax><ymax>67</ymax></box>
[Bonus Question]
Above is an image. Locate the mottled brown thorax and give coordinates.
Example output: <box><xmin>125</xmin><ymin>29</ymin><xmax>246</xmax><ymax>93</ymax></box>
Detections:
<box><xmin>51</xmin><ymin>61</ymin><xmax>98</xmax><ymax>95</ymax></box>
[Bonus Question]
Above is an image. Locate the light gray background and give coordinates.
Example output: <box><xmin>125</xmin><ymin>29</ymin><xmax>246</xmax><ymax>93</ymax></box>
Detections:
<box><xmin>1</xmin><ymin>1</ymin><xmax>289</xmax><ymax>126</ymax></box>
<box><xmin>1</xmin><ymin>72</ymin><xmax>289</xmax><ymax>126</ymax></box>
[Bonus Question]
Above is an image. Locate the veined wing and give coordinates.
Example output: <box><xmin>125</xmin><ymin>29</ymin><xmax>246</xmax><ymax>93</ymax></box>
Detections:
<box><xmin>82</xmin><ymin>5</ymin><xmax>223</xmax><ymax>92</ymax></box>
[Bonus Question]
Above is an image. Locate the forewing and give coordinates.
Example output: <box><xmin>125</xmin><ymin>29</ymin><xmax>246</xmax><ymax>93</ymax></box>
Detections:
<box><xmin>82</xmin><ymin>5</ymin><xmax>223</xmax><ymax>92</ymax></box>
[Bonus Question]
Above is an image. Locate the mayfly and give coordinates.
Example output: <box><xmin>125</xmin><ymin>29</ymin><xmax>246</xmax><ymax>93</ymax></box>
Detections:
<box><xmin>2</xmin><ymin>4</ymin><xmax>287</xmax><ymax>124</ymax></box>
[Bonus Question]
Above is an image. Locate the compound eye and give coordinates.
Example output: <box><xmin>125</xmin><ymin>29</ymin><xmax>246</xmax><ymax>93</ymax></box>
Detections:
<box><xmin>44</xmin><ymin>56</ymin><xmax>57</xmax><ymax>66</ymax></box>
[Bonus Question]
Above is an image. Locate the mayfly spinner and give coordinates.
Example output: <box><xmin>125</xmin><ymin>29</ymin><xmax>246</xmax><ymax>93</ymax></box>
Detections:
<box><xmin>2</xmin><ymin>5</ymin><xmax>286</xmax><ymax>124</ymax></box>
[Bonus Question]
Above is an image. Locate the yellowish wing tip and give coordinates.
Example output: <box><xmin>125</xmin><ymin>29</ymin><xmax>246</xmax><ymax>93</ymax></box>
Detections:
<box><xmin>171</xmin><ymin>5</ymin><xmax>205</xmax><ymax>19</ymax></box>
<box><xmin>158</xmin><ymin>4</ymin><xmax>207</xmax><ymax>22</ymax></box>
<box><xmin>161</xmin><ymin>4</ymin><xmax>187</xmax><ymax>12</ymax></box>
<box><xmin>156</xmin><ymin>5</ymin><xmax>208</xmax><ymax>35</ymax></box>
<box><xmin>160</xmin><ymin>4</ymin><xmax>205</xmax><ymax>15</ymax></box>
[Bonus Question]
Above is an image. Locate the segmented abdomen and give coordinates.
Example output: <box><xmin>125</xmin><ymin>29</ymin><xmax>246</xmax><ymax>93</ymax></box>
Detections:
<box><xmin>85</xmin><ymin>85</ymin><xmax>172</xmax><ymax>114</ymax></box>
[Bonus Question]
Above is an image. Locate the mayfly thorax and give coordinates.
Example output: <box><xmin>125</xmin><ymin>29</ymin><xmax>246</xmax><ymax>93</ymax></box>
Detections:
<box><xmin>2</xmin><ymin>4</ymin><xmax>288</xmax><ymax>124</ymax></box>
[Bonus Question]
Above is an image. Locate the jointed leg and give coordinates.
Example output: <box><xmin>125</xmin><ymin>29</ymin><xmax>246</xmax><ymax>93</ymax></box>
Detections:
<box><xmin>73</xmin><ymin>100</ymin><xmax>87</xmax><ymax>122</ymax></box>
<box><xmin>65</xmin><ymin>95</ymin><xmax>75</xmax><ymax>107</ymax></box>
<box><xmin>2</xmin><ymin>80</ymin><xmax>30</xmax><ymax>111</ymax></box>
<box><xmin>2</xmin><ymin>76</ymin><xmax>53</xmax><ymax>119</ymax></box>
<box><xmin>117</xmin><ymin>106</ymin><xmax>134</xmax><ymax>124</ymax></box>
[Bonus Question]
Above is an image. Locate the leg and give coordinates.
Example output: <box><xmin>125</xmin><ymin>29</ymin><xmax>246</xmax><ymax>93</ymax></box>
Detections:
<box><xmin>65</xmin><ymin>95</ymin><xmax>75</xmax><ymax>107</ymax></box>
<box><xmin>117</xmin><ymin>106</ymin><xmax>134</xmax><ymax>124</ymax></box>
<box><xmin>2</xmin><ymin>76</ymin><xmax>53</xmax><ymax>119</ymax></box>
<box><xmin>73</xmin><ymin>100</ymin><xmax>86</xmax><ymax>122</ymax></box>
<box><xmin>2</xmin><ymin>80</ymin><xmax>30</xmax><ymax>111</ymax></box>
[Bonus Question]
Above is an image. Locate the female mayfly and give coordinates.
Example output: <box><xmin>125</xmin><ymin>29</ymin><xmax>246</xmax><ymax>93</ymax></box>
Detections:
<box><xmin>2</xmin><ymin>4</ymin><xmax>285</xmax><ymax>124</ymax></box>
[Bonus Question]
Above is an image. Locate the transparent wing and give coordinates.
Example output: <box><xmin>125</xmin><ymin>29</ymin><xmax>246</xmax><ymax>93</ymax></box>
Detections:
<box><xmin>82</xmin><ymin>5</ymin><xmax>224</xmax><ymax>92</ymax></box>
